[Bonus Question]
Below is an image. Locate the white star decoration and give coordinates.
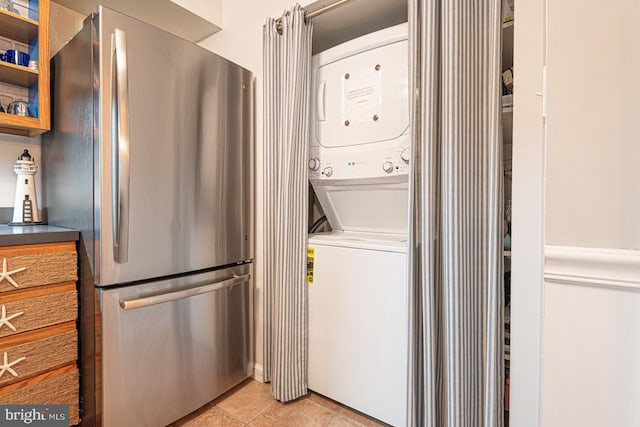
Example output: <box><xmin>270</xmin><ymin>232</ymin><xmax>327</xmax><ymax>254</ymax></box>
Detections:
<box><xmin>0</xmin><ymin>351</ymin><xmax>26</xmax><ymax>379</ymax></box>
<box><xmin>0</xmin><ymin>258</ymin><xmax>26</xmax><ymax>289</ymax></box>
<box><xmin>0</xmin><ymin>305</ymin><xmax>23</xmax><ymax>332</ymax></box>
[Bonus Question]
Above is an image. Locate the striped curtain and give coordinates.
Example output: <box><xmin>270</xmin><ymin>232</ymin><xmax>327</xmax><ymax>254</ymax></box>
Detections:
<box><xmin>263</xmin><ymin>5</ymin><xmax>313</xmax><ymax>402</ymax></box>
<box><xmin>407</xmin><ymin>0</ymin><xmax>504</xmax><ymax>426</ymax></box>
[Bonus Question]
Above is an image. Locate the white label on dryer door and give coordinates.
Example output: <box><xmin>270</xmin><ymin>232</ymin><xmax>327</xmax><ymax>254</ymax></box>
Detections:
<box><xmin>341</xmin><ymin>67</ymin><xmax>382</xmax><ymax>125</ymax></box>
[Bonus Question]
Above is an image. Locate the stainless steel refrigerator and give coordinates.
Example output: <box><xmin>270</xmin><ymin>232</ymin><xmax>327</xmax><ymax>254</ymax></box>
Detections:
<box><xmin>42</xmin><ymin>6</ymin><xmax>254</xmax><ymax>427</ymax></box>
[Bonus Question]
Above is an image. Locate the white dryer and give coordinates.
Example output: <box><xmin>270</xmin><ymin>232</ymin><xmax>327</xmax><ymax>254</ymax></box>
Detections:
<box><xmin>309</xmin><ymin>22</ymin><xmax>410</xmax><ymax>234</ymax></box>
<box><xmin>307</xmin><ymin>23</ymin><xmax>410</xmax><ymax>427</ymax></box>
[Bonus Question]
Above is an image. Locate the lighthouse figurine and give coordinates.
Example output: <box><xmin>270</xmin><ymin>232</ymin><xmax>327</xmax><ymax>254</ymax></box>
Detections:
<box><xmin>10</xmin><ymin>149</ymin><xmax>42</xmax><ymax>225</ymax></box>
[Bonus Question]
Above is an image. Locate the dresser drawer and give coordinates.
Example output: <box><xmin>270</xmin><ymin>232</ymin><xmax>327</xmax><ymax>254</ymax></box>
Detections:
<box><xmin>0</xmin><ymin>282</ymin><xmax>77</xmax><ymax>338</ymax></box>
<box><xmin>0</xmin><ymin>322</ymin><xmax>77</xmax><ymax>387</ymax></box>
<box><xmin>0</xmin><ymin>364</ymin><xmax>80</xmax><ymax>425</ymax></box>
<box><xmin>0</xmin><ymin>242</ymin><xmax>77</xmax><ymax>293</ymax></box>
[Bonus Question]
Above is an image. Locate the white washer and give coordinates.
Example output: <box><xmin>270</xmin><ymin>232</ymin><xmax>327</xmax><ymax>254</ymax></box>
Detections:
<box><xmin>308</xmin><ymin>232</ymin><xmax>408</xmax><ymax>427</ymax></box>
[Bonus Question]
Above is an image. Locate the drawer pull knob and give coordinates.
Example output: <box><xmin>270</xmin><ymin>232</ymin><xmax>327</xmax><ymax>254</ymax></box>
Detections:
<box><xmin>0</xmin><ymin>304</ymin><xmax>23</xmax><ymax>332</ymax></box>
<box><xmin>0</xmin><ymin>258</ymin><xmax>26</xmax><ymax>289</ymax></box>
<box><xmin>0</xmin><ymin>351</ymin><xmax>26</xmax><ymax>379</ymax></box>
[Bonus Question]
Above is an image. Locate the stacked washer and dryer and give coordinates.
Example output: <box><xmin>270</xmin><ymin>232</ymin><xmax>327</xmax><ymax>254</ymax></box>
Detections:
<box><xmin>307</xmin><ymin>23</ymin><xmax>410</xmax><ymax>426</ymax></box>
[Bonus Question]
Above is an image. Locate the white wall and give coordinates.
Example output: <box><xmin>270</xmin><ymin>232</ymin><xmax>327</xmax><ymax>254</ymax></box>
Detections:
<box><xmin>542</xmin><ymin>247</ymin><xmax>640</xmax><ymax>427</ymax></box>
<box><xmin>50</xmin><ymin>2</ymin><xmax>86</xmax><ymax>57</ymax></box>
<box><xmin>0</xmin><ymin>2</ymin><xmax>85</xmax><ymax>209</ymax></box>
<box><xmin>0</xmin><ymin>136</ymin><xmax>42</xmax><ymax>207</ymax></box>
<box><xmin>512</xmin><ymin>0</ymin><xmax>640</xmax><ymax>425</ymax></box>
<box><xmin>545</xmin><ymin>0</ymin><xmax>640</xmax><ymax>250</ymax></box>
<box><xmin>198</xmin><ymin>0</ymin><xmax>303</xmax><ymax>376</ymax></box>
<box><xmin>543</xmin><ymin>280</ymin><xmax>640</xmax><ymax>426</ymax></box>
<box><xmin>169</xmin><ymin>0</ymin><xmax>222</xmax><ymax>29</ymax></box>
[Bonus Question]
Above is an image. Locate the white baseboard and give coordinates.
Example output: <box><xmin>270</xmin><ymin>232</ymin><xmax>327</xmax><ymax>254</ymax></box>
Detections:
<box><xmin>545</xmin><ymin>245</ymin><xmax>640</xmax><ymax>290</ymax></box>
<box><xmin>252</xmin><ymin>363</ymin><xmax>264</xmax><ymax>383</ymax></box>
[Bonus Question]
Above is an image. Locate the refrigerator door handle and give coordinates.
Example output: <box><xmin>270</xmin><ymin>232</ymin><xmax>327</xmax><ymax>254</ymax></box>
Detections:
<box><xmin>111</xmin><ymin>28</ymin><xmax>131</xmax><ymax>264</ymax></box>
<box><xmin>119</xmin><ymin>273</ymin><xmax>251</xmax><ymax>310</ymax></box>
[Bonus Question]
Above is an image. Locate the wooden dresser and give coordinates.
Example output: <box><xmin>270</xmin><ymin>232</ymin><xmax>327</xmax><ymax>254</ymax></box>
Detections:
<box><xmin>0</xmin><ymin>236</ymin><xmax>80</xmax><ymax>425</ymax></box>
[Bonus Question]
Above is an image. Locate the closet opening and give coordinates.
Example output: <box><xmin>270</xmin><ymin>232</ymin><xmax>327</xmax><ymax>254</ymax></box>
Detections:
<box><xmin>299</xmin><ymin>0</ymin><xmax>514</xmax><ymax>424</ymax></box>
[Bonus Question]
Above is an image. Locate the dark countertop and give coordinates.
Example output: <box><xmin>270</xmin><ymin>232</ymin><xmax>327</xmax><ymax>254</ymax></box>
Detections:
<box><xmin>0</xmin><ymin>225</ymin><xmax>79</xmax><ymax>246</ymax></box>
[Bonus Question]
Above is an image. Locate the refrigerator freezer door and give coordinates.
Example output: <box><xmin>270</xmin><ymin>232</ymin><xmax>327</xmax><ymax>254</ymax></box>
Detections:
<box><xmin>95</xmin><ymin>7</ymin><xmax>254</xmax><ymax>285</ymax></box>
<box><xmin>100</xmin><ymin>264</ymin><xmax>252</xmax><ymax>427</ymax></box>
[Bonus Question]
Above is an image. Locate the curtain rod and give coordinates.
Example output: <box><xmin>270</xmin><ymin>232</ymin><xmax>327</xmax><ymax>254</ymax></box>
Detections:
<box><xmin>275</xmin><ymin>0</ymin><xmax>356</xmax><ymax>33</ymax></box>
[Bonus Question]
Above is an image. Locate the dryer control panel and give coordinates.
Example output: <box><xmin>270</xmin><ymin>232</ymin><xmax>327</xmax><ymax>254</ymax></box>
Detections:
<box><xmin>308</xmin><ymin>134</ymin><xmax>410</xmax><ymax>182</ymax></box>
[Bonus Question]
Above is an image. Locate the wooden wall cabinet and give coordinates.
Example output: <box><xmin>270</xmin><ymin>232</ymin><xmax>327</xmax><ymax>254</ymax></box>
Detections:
<box><xmin>0</xmin><ymin>0</ymin><xmax>50</xmax><ymax>136</ymax></box>
<box><xmin>0</xmin><ymin>241</ymin><xmax>79</xmax><ymax>425</ymax></box>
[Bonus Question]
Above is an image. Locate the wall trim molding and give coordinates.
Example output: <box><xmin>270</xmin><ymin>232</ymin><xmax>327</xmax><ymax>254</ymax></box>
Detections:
<box><xmin>545</xmin><ymin>245</ymin><xmax>640</xmax><ymax>291</ymax></box>
<box><xmin>253</xmin><ymin>363</ymin><xmax>264</xmax><ymax>383</ymax></box>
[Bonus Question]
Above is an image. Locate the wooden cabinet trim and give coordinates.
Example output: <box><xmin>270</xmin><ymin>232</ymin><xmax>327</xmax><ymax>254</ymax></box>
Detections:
<box><xmin>0</xmin><ymin>320</ymin><xmax>75</xmax><ymax>349</ymax></box>
<box><xmin>0</xmin><ymin>363</ymin><xmax>75</xmax><ymax>396</ymax></box>
<box><xmin>0</xmin><ymin>289</ymin><xmax>77</xmax><ymax>338</ymax></box>
<box><xmin>0</xmin><ymin>364</ymin><xmax>80</xmax><ymax>425</ymax></box>
<box><xmin>0</xmin><ymin>242</ymin><xmax>76</xmax><ymax>257</ymax></box>
<box><xmin>0</xmin><ymin>252</ymin><xmax>77</xmax><ymax>293</ymax></box>
<box><xmin>36</xmin><ymin>0</ymin><xmax>50</xmax><ymax>132</ymax></box>
<box><xmin>0</xmin><ymin>281</ymin><xmax>76</xmax><ymax>303</ymax></box>
<box><xmin>0</xmin><ymin>328</ymin><xmax>77</xmax><ymax>387</ymax></box>
<box><xmin>0</xmin><ymin>238</ymin><xmax>79</xmax><ymax>425</ymax></box>
<box><xmin>0</xmin><ymin>0</ymin><xmax>50</xmax><ymax>135</ymax></box>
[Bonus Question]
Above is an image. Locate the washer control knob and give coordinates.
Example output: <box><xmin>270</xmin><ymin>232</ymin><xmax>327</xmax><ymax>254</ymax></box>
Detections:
<box><xmin>308</xmin><ymin>158</ymin><xmax>320</xmax><ymax>171</ymax></box>
<box><xmin>322</xmin><ymin>166</ymin><xmax>333</xmax><ymax>177</ymax></box>
<box><xmin>382</xmin><ymin>161</ymin><xmax>394</xmax><ymax>173</ymax></box>
<box><xmin>401</xmin><ymin>147</ymin><xmax>410</xmax><ymax>163</ymax></box>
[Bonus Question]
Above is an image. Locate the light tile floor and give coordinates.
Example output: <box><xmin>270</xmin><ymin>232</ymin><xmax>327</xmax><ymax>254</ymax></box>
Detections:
<box><xmin>170</xmin><ymin>379</ymin><xmax>387</xmax><ymax>427</ymax></box>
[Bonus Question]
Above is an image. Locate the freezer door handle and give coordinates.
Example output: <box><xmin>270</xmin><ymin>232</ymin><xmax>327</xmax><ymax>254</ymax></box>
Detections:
<box><xmin>111</xmin><ymin>28</ymin><xmax>131</xmax><ymax>264</ymax></box>
<box><xmin>119</xmin><ymin>273</ymin><xmax>251</xmax><ymax>310</ymax></box>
